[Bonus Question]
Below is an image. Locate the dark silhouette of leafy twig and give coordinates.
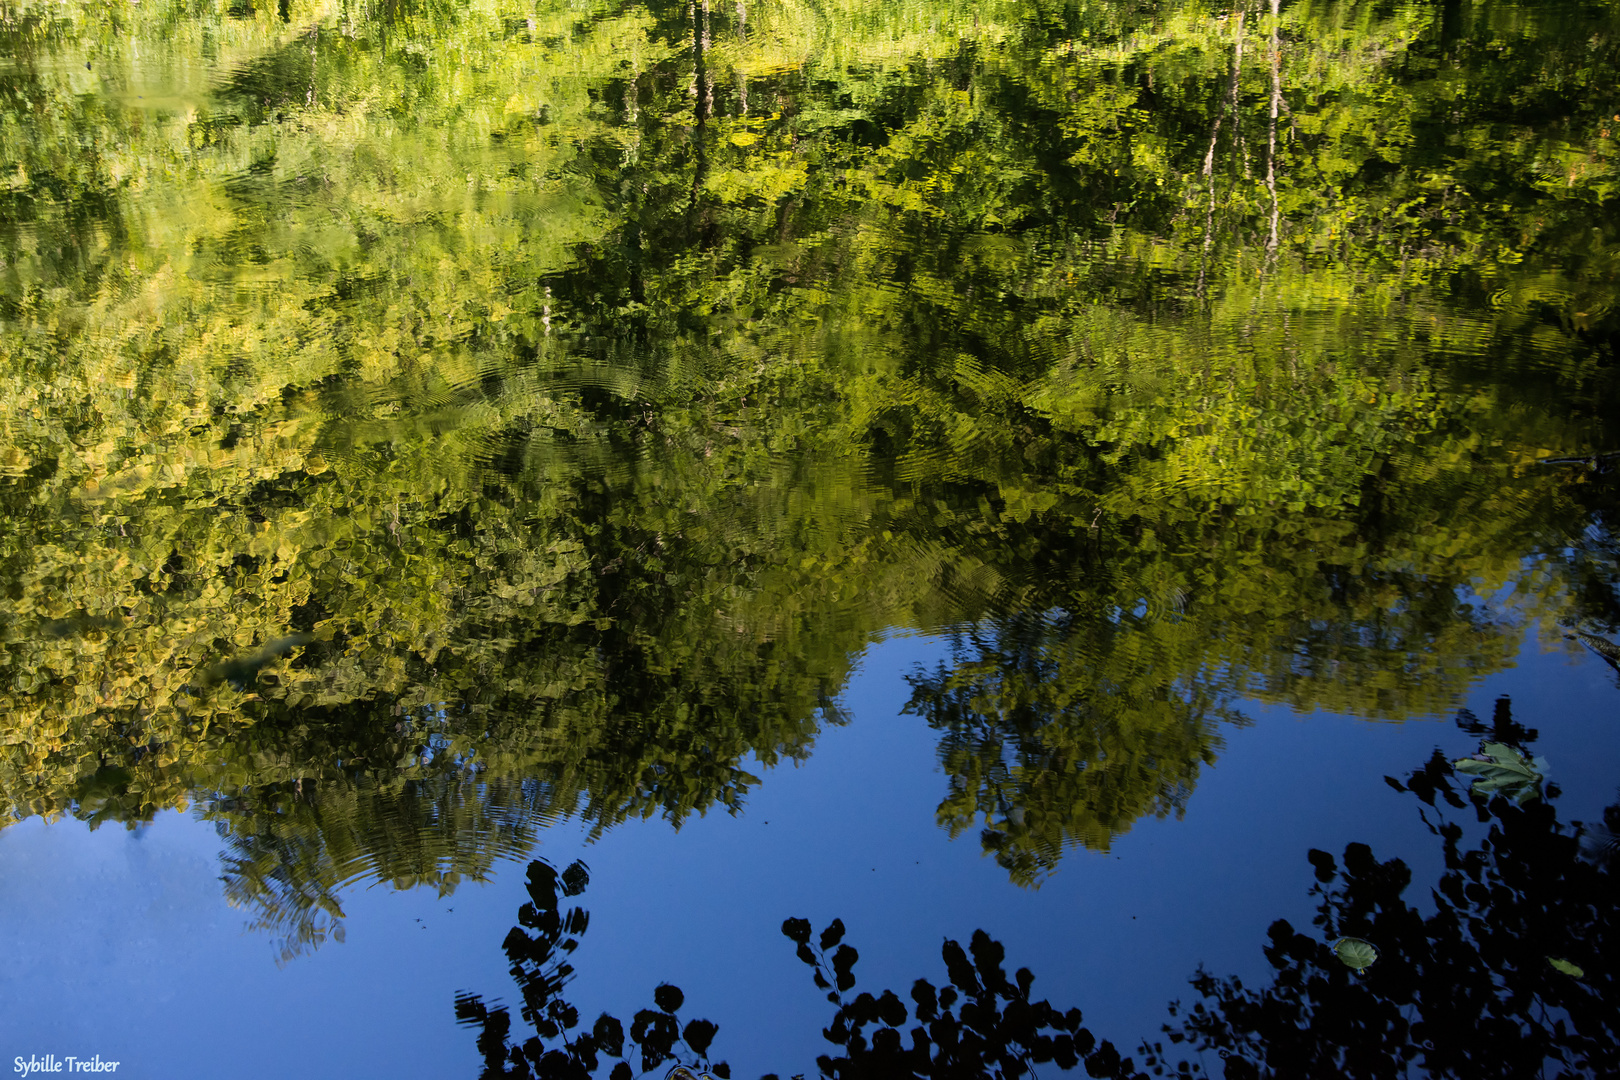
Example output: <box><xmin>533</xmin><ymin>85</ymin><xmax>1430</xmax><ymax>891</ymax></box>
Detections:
<box><xmin>775</xmin><ymin>916</ymin><xmax>1139</xmax><ymax>1079</ymax></box>
<box><xmin>454</xmin><ymin>857</ymin><xmax>729</xmax><ymax>1080</ymax></box>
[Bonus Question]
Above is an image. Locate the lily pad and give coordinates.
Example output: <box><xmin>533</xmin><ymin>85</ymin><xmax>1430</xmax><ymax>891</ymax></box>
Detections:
<box><xmin>1333</xmin><ymin>937</ymin><xmax>1378</xmax><ymax>973</ymax></box>
<box><xmin>1453</xmin><ymin>742</ymin><xmax>1548</xmax><ymax>805</ymax></box>
<box><xmin>1548</xmin><ymin>957</ymin><xmax>1585</xmax><ymax>978</ymax></box>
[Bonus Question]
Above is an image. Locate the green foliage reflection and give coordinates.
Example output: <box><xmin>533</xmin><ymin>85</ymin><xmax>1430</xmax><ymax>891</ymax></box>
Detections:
<box><xmin>0</xmin><ymin>0</ymin><xmax>1617</xmax><ymax>951</ymax></box>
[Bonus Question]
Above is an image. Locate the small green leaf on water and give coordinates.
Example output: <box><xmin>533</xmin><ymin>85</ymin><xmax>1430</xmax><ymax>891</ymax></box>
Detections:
<box><xmin>1548</xmin><ymin>957</ymin><xmax>1584</xmax><ymax>978</ymax></box>
<box><xmin>1334</xmin><ymin>937</ymin><xmax>1378</xmax><ymax>973</ymax></box>
<box><xmin>1453</xmin><ymin>742</ymin><xmax>1547</xmax><ymax>804</ymax></box>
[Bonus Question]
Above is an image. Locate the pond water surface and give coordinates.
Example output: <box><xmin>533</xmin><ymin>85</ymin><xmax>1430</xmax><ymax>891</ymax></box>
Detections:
<box><xmin>1</xmin><ymin>0</ymin><xmax>1617</xmax><ymax>1077</ymax></box>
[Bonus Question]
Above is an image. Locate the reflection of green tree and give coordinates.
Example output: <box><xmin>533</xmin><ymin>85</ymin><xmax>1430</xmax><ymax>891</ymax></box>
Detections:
<box><xmin>0</xmin><ymin>0</ymin><xmax>1617</xmax><ymax>935</ymax></box>
<box><xmin>208</xmin><ymin>763</ymin><xmax>560</xmax><ymax>962</ymax></box>
<box><xmin>900</xmin><ymin>526</ymin><xmax>1525</xmax><ymax>880</ymax></box>
<box><xmin>905</xmin><ymin>611</ymin><xmax>1231</xmax><ymax>883</ymax></box>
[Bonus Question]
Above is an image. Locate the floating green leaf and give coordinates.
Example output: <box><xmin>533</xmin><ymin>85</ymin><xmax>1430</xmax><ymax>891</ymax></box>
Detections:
<box><xmin>1548</xmin><ymin>957</ymin><xmax>1584</xmax><ymax>978</ymax></box>
<box><xmin>1453</xmin><ymin>743</ymin><xmax>1549</xmax><ymax>805</ymax></box>
<box><xmin>1333</xmin><ymin>937</ymin><xmax>1378</xmax><ymax>973</ymax></box>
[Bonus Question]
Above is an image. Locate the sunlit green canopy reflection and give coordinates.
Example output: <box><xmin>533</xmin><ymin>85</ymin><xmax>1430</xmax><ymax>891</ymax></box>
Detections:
<box><xmin>0</xmin><ymin>0</ymin><xmax>1615</xmax><ymax>949</ymax></box>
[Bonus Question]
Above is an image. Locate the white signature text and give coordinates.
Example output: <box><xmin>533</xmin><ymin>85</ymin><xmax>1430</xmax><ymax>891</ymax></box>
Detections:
<box><xmin>14</xmin><ymin>1057</ymin><xmax>120</xmax><ymax>1075</ymax></box>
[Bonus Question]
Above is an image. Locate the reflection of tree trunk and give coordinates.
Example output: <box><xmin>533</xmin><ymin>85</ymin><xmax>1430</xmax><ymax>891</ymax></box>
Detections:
<box><xmin>625</xmin><ymin>46</ymin><xmax>644</xmax><ymax>306</ymax></box>
<box><xmin>737</xmin><ymin>0</ymin><xmax>748</xmax><ymax>115</ymax></box>
<box><xmin>689</xmin><ymin>0</ymin><xmax>710</xmax><ymax>226</ymax></box>
<box><xmin>1198</xmin><ymin>9</ymin><xmax>1245</xmax><ymax>298</ymax></box>
<box><xmin>625</xmin><ymin>47</ymin><xmax>639</xmax><ymax>131</ymax></box>
<box><xmin>1233</xmin><ymin>28</ymin><xmax>1251</xmax><ymax>179</ymax></box>
<box><xmin>307</xmin><ymin>25</ymin><xmax>318</xmax><ymax>108</ymax></box>
<box><xmin>702</xmin><ymin>0</ymin><xmax>713</xmax><ymax>118</ymax></box>
<box><xmin>1265</xmin><ymin>0</ymin><xmax>1282</xmax><ymax>256</ymax></box>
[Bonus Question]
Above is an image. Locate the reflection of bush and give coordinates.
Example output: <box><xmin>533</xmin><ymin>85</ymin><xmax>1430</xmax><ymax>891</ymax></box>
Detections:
<box><xmin>777</xmin><ymin>917</ymin><xmax>1113</xmax><ymax>1080</ymax></box>
<box><xmin>1160</xmin><ymin>699</ymin><xmax>1620</xmax><ymax>1079</ymax></box>
<box><xmin>456</xmin><ymin>856</ymin><xmax>1133</xmax><ymax>1080</ymax></box>
<box><xmin>458</xmin><ymin>700</ymin><xmax>1620</xmax><ymax>1080</ymax></box>
<box><xmin>454</xmin><ymin>857</ymin><xmax>733</xmax><ymax>1080</ymax></box>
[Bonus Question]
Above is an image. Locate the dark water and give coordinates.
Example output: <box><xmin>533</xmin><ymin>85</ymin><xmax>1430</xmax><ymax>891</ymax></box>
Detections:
<box><xmin>1</xmin><ymin>0</ymin><xmax>1618</xmax><ymax>1075</ymax></box>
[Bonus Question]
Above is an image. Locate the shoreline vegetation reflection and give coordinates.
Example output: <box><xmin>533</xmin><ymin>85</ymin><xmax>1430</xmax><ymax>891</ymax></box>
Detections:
<box><xmin>0</xmin><ymin>0</ymin><xmax>1616</xmax><ymax>960</ymax></box>
<box><xmin>457</xmin><ymin>699</ymin><xmax>1620</xmax><ymax>1079</ymax></box>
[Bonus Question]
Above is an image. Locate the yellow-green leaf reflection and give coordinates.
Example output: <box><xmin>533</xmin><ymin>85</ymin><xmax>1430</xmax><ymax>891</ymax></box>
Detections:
<box><xmin>0</xmin><ymin>0</ymin><xmax>1615</xmax><ymax>955</ymax></box>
